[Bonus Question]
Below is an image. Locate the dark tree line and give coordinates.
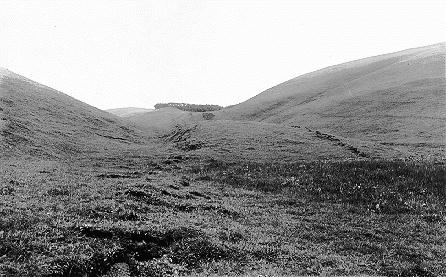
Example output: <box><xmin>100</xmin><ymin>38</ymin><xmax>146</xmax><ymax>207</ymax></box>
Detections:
<box><xmin>154</xmin><ymin>102</ymin><xmax>223</xmax><ymax>112</ymax></box>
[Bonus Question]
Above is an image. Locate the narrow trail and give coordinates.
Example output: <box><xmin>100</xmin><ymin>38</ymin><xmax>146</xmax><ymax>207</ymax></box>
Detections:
<box><xmin>293</xmin><ymin>125</ymin><xmax>369</xmax><ymax>158</ymax></box>
<box><xmin>163</xmin><ymin>124</ymin><xmax>203</xmax><ymax>151</ymax></box>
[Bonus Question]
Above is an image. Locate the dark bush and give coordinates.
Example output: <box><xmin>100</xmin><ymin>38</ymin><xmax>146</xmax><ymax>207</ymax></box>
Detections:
<box><xmin>169</xmin><ymin>237</ymin><xmax>236</xmax><ymax>268</ymax></box>
<box><xmin>202</xmin><ymin>112</ymin><xmax>215</xmax><ymax>120</ymax></box>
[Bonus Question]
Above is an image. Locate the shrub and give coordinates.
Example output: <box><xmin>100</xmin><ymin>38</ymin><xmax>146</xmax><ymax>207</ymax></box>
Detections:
<box><xmin>202</xmin><ymin>112</ymin><xmax>215</xmax><ymax>120</ymax></box>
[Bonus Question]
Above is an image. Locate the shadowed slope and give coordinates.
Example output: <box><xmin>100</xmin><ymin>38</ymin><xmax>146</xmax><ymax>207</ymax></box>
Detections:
<box><xmin>0</xmin><ymin>68</ymin><xmax>151</xmax><ymax>158</ymax></box>
<box><xmin>216</xmin><ymin>43</ymin><xmax>446</xmax><ymax>159</ymax></box>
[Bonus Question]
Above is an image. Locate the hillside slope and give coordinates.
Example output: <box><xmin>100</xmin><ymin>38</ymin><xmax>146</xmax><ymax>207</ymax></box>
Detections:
<box><xmin>127</xmin><ymin>107</ymin><xmax>199</xmax><ymax>133</ymax></box>
<box><xmin>163</xmin><ymin>120</ymin><xmax>404</xmax><ymax>162</ymax></box>
<box><xmin>0</xmin><ymin>68</ymin><xmax>151</xmax><ymax>158</ymax></box>
<box><xmin>106</xmin><ymin>107</ymin><xmax>154</xmax><ymax>117</ymax></box>
<box><xmin>125</xmin><ymin>107</ymin><xmax>403</xmax><ymax>161</ymax></box>
<box><xmin>216</xmin><ymin>43</ymin><xmax>446</xmax><ymax>159</ymax></box>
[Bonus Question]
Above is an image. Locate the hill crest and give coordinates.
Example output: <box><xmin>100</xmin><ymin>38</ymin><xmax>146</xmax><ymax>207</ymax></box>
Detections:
<box><xmin>213</xmin><ymin>43</ymin><xmax>445</xmax><ymax>160</ymax></box>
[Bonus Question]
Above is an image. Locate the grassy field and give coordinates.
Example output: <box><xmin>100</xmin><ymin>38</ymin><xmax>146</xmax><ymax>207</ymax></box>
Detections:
<box><xmin>1</xmin><ymin>45</ymin><xmax>445</xmax><ymax>276</ymax></box>
<box><xmin>1</xmin><ymin>153</ymin><xmax>444</xmax><ymax>276</ymax></box>
<box><xmin>160</xmin><ymin>121</ymin><xmax>409</xmax><ymax>162</ymax></box>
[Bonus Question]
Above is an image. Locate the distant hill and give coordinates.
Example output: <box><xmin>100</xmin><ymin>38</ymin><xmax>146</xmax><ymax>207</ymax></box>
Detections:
<box><xmin>127</xmin><ymin>107</ymin><xmax>199</xmax><ymax>133</ymax></box>
<box><xmin>0</xmin><ymin>68</ymin><xmax>150</xmax><ymax>158</ymax></box>
<box><xmin>215</xmin><ymin>43</ymin><xmax>445</xmax><ymax>160</ymax></box>
<box><xmin>154</xmin><ymin>102</ymin><xmax>223</xmax><ymax>112</ymax></box>
<box><xmin>107</xmin><ymin>107</ymin><xmax>153</xmax><ymax>117</ymax></box>
<box><xmin>113</xmin><ymin>103</ymin><xmax>222</xmax><ymax>132</ymax></box>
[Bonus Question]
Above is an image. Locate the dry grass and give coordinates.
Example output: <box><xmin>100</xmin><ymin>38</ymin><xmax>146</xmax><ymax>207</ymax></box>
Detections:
<box><xmin>1</xmin><ymin>45</ymin><xmax>445</xmax><ymax>277</ymax></box>
<box><xmin>0</xmin><ymin>72</ymin><xmax>154</xmax><ymax>159</ymax></box>
<box><xmin>1</xmin><ymin>154</ymin><xmax>444</xmax><ymax>276</ymax></box>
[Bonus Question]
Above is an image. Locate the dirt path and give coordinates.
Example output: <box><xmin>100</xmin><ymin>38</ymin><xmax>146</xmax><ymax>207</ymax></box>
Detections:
<box><xmin>298</xmin><ymin>126</ymin><xmax>369</xmax><ymax>158</ymax></box>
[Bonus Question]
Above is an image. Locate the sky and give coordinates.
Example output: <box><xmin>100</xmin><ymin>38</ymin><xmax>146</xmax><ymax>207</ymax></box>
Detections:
<box><xmin>0</xmin><ymin>0</ymin><xmax>445</xmax><ymax>110</ymax></box>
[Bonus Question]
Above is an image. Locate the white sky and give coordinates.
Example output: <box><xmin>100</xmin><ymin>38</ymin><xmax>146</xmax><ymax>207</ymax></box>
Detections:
<box><xmin>0</xmin><ymin>0</ymin><xmax>445</xmax><ymax>110</ymax></box>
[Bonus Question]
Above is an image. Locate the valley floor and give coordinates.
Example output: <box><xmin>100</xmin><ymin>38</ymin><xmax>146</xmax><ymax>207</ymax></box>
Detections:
<box><xmin>1</xmin><ymin>150</ymin><xmax>445</xmax><ymax>277</ymax></box>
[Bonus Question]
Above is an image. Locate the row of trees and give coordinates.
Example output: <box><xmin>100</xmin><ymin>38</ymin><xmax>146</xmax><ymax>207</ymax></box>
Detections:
<box><xmin>154</xmin><ymin>102</ymin><xmax>223</xmax><ymax>112</ymax></box>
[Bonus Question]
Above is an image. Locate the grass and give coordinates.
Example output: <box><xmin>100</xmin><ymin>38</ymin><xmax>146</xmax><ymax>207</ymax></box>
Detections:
<box><xmin>191</xmin><ymin>159</ymin><xmax>445</xmax><ymax>214</ymax></box>
<box><xmin>1</xmin><ymin>44</ymin><xmax>445</xmax><ymax>276</ymax></box>
<box><xmin>214</xmin><ymin>43</ymin><xmax>445</xmax><ymax>161</ymax></box>
<box><xmin>1</xmin><ymin>155</ymin><xmax>445</xmax><ymax>276</ymax></box>
<box><xmin>1</xmin><ymin>73</ymin><xmax>153</xmax><ymax>159</ymax></box>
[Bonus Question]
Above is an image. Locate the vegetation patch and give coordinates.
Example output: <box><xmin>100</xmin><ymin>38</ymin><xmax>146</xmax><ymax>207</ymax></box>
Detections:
<box><xmin>191</xmin><ymin>159</ymin><xmax>445</xmax><ymax>215</ymax></box>
<box><xmin>1</xmin><ymin>157</ymin><xmax>445</xmax><ymax>276</ymax></box>
<box><xmin>42</xmin><ymin>226</ymin><xmax>239</xmax><ymax>276</ymax></box>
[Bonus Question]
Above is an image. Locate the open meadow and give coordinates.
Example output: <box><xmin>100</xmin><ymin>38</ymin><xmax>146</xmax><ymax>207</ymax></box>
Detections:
<box><xmin>1</xmin><ymin>43</ymin><xmax>445</xmax><ymax>276</ymax></box>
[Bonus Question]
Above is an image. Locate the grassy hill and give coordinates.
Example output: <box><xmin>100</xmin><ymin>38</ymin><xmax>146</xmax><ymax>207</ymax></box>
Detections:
<box><xmin>127</xmin><ymin>107</ymin><xmax>200</xmax><ymax>134</ymax></box>
<box><xmin>106</xmin><ymin>107</ymin><xmax>154</xmax><ymax>118</ymax></box>
<box><xmin>123</xmin><ymin>43</ymin><xmax>445</xmax><ymax>161</ymax></box>
<box><xmin>215</xmin><ymin>43</ymin><xmax>445</xmax><ymax>160</ymax></box>
<box><xmin>0</xmin><ymin>68</ymin><xmax>154</xmax><ymax>158</ymax></box>
<box><xmin>163</xmin><ymin>121</ymin><xmax>404</xmax><ymax>162</ymax></box>
<box><xmin>126</xmin><ymin>109</ymin><xmax>405</xmax><ymax>161</ymax></box>
<box><xmin>1</xmin><ymin>45</ymin><xmax>445</xmax><ymax>277</ymax></box>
